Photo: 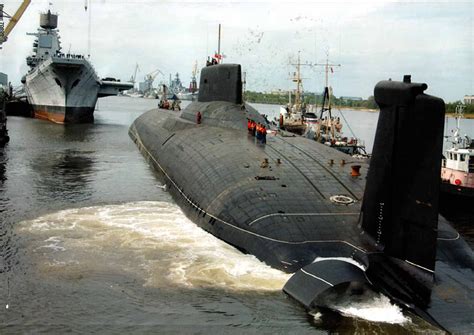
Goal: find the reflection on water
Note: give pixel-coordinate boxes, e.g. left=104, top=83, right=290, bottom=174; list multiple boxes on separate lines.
left=30, top=150, right=96, bottom=202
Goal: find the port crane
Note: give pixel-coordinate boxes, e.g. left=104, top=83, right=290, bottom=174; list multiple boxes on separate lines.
left=130, top=63, right=140, bottom=85
left=0, top=0, right=31, bottom=46
left=189, top=61, right=199, bottom=93
left=142, top=68, right=163, bottom=95
left=144, top=69, right=163, bottom=85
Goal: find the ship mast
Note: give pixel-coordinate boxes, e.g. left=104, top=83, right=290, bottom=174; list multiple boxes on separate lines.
left=217, top=24, right=221, bottom=63
left=313, top=56, right=341, bottom=119
left=452, top=104, right=466, bottom=148
left=289, top=51, right=306, bottom=109
left=86, top=0, right=91, bottom=59
left=295, top=51, right=302, bottom=106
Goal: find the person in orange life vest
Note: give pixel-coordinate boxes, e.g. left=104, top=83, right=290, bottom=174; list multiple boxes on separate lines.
left=261, top=124, right=267, bottom=144
left=256, top=123, right=263, bottom=142
left=247, top=119, right=252, bottom=133
left=251, top=120, right=256, bottom=136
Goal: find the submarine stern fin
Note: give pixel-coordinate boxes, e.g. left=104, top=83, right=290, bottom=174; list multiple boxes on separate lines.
left=283, top=259, right=370, bottom=309
left=361, top=76, right=445, bottom=273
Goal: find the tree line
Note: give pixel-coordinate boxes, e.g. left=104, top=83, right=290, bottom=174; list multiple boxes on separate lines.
left=244, top=91, right=473, bottom=114
left=245, top=91, right=378, bottom=110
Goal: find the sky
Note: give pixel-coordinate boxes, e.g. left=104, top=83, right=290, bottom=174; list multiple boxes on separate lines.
left=0, top=0, right=472, bottom=102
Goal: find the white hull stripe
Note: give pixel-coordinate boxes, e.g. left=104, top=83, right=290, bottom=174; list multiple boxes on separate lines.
left=405, top=260, right=435, bottom=273
left=301, top=269, right=334, bottom=287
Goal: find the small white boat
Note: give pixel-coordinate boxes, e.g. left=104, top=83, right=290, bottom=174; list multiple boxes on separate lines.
left=441, top=105, right=474, bottom=198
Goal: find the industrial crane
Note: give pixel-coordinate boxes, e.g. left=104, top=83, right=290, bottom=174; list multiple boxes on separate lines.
left=144, top=69, right=163, bottom=86
left=142, top=68, right=163, bottom=95
left=0, top=0, right=31, bottom=45
left=130, top=63, right=140, bottom=85
left=189, top=61, right=199, bottom=93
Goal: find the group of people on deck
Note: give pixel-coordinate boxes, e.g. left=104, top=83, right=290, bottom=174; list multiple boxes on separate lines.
left=247, top=119, right=267, bottom=144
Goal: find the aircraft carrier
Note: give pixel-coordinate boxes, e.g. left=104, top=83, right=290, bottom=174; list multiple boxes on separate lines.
left=129, top=63, right=474, bottom=333
left=23, top=10, right=132, bottom=124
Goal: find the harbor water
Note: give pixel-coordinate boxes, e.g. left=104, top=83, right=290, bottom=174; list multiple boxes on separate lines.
left=0, top=96, right=471, bottom=333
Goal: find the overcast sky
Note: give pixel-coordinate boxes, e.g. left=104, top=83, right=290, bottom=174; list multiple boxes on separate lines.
left=1, top=0, right=472, bottom=101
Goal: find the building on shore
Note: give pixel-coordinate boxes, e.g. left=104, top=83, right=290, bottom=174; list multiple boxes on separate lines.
left=464, top=95, right=474, bottom=105
left=340, top=96, right=363, bottom=101
left=0, top=73, right=8, bottom=87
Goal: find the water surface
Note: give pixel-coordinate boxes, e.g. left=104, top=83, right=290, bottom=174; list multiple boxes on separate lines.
left=0, top=96, right=467, bottom=333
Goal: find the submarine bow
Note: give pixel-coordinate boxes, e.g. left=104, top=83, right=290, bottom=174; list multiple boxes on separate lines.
left=129, top=64, right=474, bottom=333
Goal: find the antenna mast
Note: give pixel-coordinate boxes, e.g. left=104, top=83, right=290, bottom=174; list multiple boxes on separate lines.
left=289, top=51, right=310, bottom=108
left=86, top=0, right=91, bottom=58
left=217, top=24, right=221, bottom=58
left=313, top=56, right=341, bottom=119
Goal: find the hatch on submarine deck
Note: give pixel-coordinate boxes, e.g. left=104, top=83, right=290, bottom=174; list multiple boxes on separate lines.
left=129, top=63, right=474, bottom=333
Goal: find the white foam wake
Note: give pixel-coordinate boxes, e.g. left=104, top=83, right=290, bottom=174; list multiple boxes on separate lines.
left=334, top=294, right=409, bottom=324
left=18, top=201, right=290, bottom=291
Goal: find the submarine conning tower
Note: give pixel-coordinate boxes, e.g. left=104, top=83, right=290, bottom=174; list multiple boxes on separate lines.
left=198, top=64, right=242, bottom=104
left=180, top=64, right=265, bottom=130
left=361, top=75, right=445, bottom=273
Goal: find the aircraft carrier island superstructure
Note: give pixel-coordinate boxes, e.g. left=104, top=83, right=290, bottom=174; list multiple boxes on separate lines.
left=23, top=10, right=132, bottom=124
left=129, top=64, right=474, bottom=333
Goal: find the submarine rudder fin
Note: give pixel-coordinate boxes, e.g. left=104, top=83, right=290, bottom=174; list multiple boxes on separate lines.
left=283, top=76, right=447, bottom=325
left=361, top=75, right=445, bottom=274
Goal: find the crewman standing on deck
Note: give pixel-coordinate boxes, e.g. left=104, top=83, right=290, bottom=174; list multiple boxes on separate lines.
left=255, top=123, right=260, bottom=141
left=261, top=124, right=267, bottom=144
left=251, top=120, right=256, bottom=136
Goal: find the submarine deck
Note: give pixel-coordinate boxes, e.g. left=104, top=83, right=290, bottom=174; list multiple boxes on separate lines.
left=130, top=106, right=375, bottom=271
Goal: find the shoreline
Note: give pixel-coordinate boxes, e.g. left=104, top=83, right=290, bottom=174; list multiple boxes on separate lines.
left=445, top=113, right=474, bottom=119
left=248, top=101, right=474, bottom=119
left=339, top=108, right=474, bottom=119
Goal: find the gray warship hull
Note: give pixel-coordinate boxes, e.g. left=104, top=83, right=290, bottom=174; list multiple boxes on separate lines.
left=24, top=57, right=100, bottom=124
left=129, top=64, right=474, bottom=333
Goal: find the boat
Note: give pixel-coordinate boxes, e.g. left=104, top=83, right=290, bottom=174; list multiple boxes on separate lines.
left=129, top=63, right=473, bottom=333
left=305, top=59, right=367, bottom=156
left=168, top=73, right=186, bottom=96
left=278, top=52, right=306, bottom=135
left=23, top=10, right=132, bottom=124
left=177, top=62, right=199, bottom=101
left=441, top=104, right=474, bottom=199
left=0, top=88, right=9, bottom=146
left=279, top=54, right=367, bottom=156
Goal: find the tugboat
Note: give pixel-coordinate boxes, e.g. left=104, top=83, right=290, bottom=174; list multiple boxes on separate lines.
left=440, top=104, right=474, bottom=200
left=279, top=52, right=306, bottom=135
left=306, top=58, right=367, bottom=156
left=177, top=62, right=199, bottom=101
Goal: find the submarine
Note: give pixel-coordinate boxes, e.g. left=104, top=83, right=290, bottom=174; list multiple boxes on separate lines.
left=129, top=63, right=474, bottom=332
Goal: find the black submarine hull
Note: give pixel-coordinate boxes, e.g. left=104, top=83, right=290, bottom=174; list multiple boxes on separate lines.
left=130, top=64, right=474, bottom=333
left=129, top=103, right=370, bottom=273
